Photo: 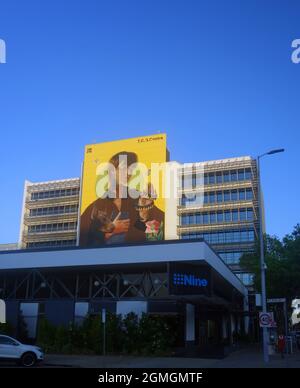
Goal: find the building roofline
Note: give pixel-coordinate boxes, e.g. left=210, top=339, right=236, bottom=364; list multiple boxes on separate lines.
left=194, top=156, right=253, bottom=166
left=85, top=133, right=167, bottom=148
left=25, top=177, right=80, bottom=187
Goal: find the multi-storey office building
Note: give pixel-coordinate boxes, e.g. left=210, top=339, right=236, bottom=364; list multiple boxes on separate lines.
left=15, top=157, right=260, bottom=287
left=19, top=178, right=80, bottom=249
left=178, top=157, right=260, bottom=287
left=0, top=135, right=261, bottom=350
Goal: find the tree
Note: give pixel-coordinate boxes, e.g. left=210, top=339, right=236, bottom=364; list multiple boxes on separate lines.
left=240, top=224, right=300, bottom=303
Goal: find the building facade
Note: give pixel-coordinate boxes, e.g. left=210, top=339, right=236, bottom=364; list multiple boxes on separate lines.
left=178, top=157, right=260, bottom=287
left=18, top=178, right=80, bottom=249
left=14, top=156, right=261, bottom=287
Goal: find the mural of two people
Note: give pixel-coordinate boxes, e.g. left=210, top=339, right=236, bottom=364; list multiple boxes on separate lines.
left=80, top=151, right=164, bottom=247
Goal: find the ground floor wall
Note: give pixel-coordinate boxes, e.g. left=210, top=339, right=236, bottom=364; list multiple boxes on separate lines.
left=3, top=298, right=245, bottom=356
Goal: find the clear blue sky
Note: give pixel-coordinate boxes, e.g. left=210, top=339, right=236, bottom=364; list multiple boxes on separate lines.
left=0, top=0, right=299, bottom=244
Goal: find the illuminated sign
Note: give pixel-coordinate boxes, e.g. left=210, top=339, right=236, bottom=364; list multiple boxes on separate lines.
left=172, top=273, right=208, bottom=288
left=169, top=263, right=211, bottom=296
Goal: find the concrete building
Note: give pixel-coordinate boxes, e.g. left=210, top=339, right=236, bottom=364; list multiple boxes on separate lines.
left=178, top=157, right=260, bottom=287
left=0, top=134, right=263, bottom=353
left=18, top=178, right=80, bottom=249
left=13, top=157, right=261, bottom=288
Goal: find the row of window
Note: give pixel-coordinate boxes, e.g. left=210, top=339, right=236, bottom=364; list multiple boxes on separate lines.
left=181, top=188, right=253, bottom=206
left=29, top=204, right=79, bottom=217
left=26, top=239, right=77, bottom=248
left=180, top=208, right=254, bottom=226
left=28, top=222, right=77, bottom=234
left=181, top=229, right=255, bottom=244
left=31, top=187, right=79, bottom=200
left=219, top=251, right=248, bottom=265
left=181, top=168, right=252, bottom=189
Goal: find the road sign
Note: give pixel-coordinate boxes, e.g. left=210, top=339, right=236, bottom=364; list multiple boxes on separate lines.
left=259, top=312, right=275, bottom=328
left=267, top=298, right=286, bottom=304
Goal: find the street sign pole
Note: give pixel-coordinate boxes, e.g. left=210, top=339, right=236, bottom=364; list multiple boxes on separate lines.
left=257, top=156, right=269, bottom=364
left=102, top=308, right=106, bottom=356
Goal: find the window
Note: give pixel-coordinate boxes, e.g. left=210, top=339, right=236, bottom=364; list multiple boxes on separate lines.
left=203, top=213, right=209, bottom=224
left=181, top=215, right=187, bottom=225
left=231, top=190, right=238, bottom=201
left=20, top=303, right=39, bottom=338
left=247, top=208, right=254, bottom=220
left=238, top=169, right=245, bottom=181
left=192, top=174, right=197, bottom=188
left=210, top=213, right=216, bottom=224
left=217, top=211, right=224, bottom=223
left=27, top=240, right=77, bottom=249
left=74, top=303, right=89, bottom=326
left=180, top=229, right=255, bottom=244
left=245, top=168, right=252, bottom=180
left=218, top=232, right=225, bottom=244
left=237, top=273, right=254, bottom=286
left=196, top=213, right=202, bottom=224
left=204, top=193, right=209, bottom=204
left=240, top=208, right=247, bottom=221
left=224, top=191, right=230, bottom=202
left=219, top=252, right=243, bottom=265
left=246, top=189, right=253, bottom=200
left=232, top=210, right=239, bottom=222
left=231, top=170, right=237, bottom=182
left=30, top=187, right=79, bottom=201
left=225, top=211, right=231, bottom=222
left=209, top=192, right=215, bottom=203
left=0, top=336, right=18, bottom=345
left=28, top=222, right=77, bottom=234
left=239, top=189, right=246, bottom=200
left=204, top=174, right=209, bottom=184
left=209, top=173, right=215, bottom=184
left=249, top=230, right=255, bottom=241
left=216, top=172, right=222, bottom=183
left=223, top=171, right=230, bottom=182
left=189, top=214, right=195, bottom=225
left=240, top=231, right=247, bottom=241
left=217, top=191, right=223, bottom=203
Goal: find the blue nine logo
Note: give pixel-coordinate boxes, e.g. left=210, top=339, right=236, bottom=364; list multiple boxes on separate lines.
left=173, top=273, right=208, bottom=287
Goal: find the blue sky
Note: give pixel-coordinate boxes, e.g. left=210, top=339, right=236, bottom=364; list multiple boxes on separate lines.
left=0, top=0, right=299, bottom=243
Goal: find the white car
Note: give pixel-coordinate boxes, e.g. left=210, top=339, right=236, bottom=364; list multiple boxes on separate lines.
left=0, top=335, right=44, bottom=367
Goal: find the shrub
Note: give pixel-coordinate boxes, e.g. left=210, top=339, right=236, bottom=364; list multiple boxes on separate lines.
left=36, top=312, right=177, bottom=356
left=0, top=321, right=14, bottom=336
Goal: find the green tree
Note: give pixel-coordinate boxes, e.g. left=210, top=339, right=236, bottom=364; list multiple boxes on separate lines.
left=240, top=224, right=300, bottom=302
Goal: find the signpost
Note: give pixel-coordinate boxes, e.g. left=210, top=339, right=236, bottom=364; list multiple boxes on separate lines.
left=267, top=298, right=286, bottom=304
left=259, top=312, right=275, bottom=328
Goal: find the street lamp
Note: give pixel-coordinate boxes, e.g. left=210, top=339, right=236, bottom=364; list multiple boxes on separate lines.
left=257, top=148, right=284, bottom=364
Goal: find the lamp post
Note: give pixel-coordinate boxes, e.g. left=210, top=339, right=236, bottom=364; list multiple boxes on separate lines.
left=257, top=148, right=284, bottom=364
